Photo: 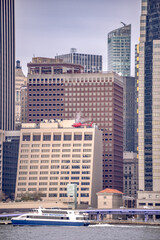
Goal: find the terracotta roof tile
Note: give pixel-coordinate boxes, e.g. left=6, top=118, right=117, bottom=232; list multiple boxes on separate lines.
left=98, top=188, right=123, bottom=194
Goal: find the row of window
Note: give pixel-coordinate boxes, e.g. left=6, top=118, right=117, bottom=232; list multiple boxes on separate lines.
left=23, top=133, right=93, bottom=141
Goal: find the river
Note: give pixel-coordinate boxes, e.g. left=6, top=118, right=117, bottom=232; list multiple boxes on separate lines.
left=0, top=224, right=160, bottom=240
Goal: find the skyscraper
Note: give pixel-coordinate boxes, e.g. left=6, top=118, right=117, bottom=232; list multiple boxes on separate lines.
left=108, top=24, right=131, bottom=77
left=137, top=0, right=160, bottom=208
left=55, top=48, right=102, bottom=73
left=0, top=0, right=15, bottom=130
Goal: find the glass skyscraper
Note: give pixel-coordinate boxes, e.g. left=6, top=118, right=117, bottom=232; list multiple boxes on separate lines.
left=108, top=24, right=131, bottom=77
left=137, top=0, right=160, bottom=208
left=0, top=0, right=15, bottom=130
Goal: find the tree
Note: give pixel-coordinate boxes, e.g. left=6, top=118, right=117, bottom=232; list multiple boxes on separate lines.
left=20, top=191, right=43, bottom=201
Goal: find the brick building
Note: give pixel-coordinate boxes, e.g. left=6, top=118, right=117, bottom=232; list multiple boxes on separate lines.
left=27, top=58, right=123, bottom=191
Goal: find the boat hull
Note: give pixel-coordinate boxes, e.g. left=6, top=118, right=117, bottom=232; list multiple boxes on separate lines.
left=11, top=219, right=89, bottom=226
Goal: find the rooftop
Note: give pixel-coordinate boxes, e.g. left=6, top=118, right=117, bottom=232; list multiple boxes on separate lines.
left=97, top=188, right=123, bottom=194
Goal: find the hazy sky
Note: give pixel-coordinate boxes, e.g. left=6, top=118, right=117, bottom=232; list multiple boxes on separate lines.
left=15, top=0, right=141, bottom=76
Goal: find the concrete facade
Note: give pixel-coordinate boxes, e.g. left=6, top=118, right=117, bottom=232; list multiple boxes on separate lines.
left=15, top=61, right=27, bottom=129
left=15, top=120, right=102, bottom=208
left=97, top=188, right=123, bottom=209
left=123, top=152, right=138, bottom=199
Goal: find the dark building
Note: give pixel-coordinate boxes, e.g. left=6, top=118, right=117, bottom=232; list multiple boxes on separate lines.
left=2, top=131, right=20, bottom=200
left=27, top=57, right=124, bottom=192
left=123, top=77, right=136, bottom=152
left=108, top=24, right=131, bottom=76
left=0, top=0, right=15, bottom=130
left=55, top=48, right=102, bottom=73
left=137, top=0, right=160, bottom=207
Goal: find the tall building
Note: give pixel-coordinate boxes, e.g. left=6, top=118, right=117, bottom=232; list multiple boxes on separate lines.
left=27, top=57, right=124, bottom=192
left=0, top=0, right=15, bottom=130
left=2, top=131, right=20, bottom=200
left=21, top=86, right=28, bottom=124
left=123, top=77, right=136, bottom=152
left=123, top=152, right=138, bottom=199
left=0, top=130, right=5, bottom=193
left=137, top=0, right=160, bottom=208
left=15, top=60, right=27, bottom=129
left=15, top=120, right=102, bottom=208
left=55, top=48, right=102, bottom=73
left=108, top=24, right=131, bottom=76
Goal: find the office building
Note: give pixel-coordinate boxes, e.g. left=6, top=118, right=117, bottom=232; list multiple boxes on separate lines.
left=123, top=152, right=138, bottom=199
left=15, top=120, right=102, bottom=207
left=135, top=44, right=139, bottom=153
left=55, top=48, right=102, bottom=73
left=0, top=130, right=5, bottom=193
left=2, top=131, right=20, bottom=200
left=21, top=86, right=28, bottom=124
left=123, top=77, right=136, bottom=152
left=137, top=0, right=160, bottom=208
left=15, top=60, right=27, bottom=129
left=108, top=24, right=131, bottom=76
left=0, top=0, right=15, bottom=130
left=27, top=57, right=124, bottom=192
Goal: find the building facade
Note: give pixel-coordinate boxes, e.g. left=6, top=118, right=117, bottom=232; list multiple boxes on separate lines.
left=55, top=48, right=102, bottom=73
left=0, top=130, right=5, bottom=193
left=27, top=58, right=124, bottom=192
left=138, top=0, right=160, bottom=207
left=21, top=86, right=28, bottom=124
left=123, top=77, right=136, bottom=152
left=2, top=131, right=20, bottom=200
left=15, top=120, right=102, bottom=207
left=0, top=0, right=15, bottom=130
left=108, top=24, right=131, bottom=76
left=15, top=60, right=27, bottom=129
left=123, top=152, right=138, bottom=199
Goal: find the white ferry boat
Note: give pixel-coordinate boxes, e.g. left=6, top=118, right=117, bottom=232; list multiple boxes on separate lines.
left=11, top=207, right=90, bottom=226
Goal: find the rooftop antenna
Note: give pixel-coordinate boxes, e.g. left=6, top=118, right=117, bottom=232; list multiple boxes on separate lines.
left=121, top=22, right=126, bottom=26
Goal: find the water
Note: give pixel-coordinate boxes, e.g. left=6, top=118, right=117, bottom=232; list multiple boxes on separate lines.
left=0, top=224, right=160, bottom=240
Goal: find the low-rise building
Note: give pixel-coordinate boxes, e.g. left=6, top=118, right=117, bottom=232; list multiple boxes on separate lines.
left=97, top=188, right=123, bottom=209
left=15, top=120, right=102, bottom=208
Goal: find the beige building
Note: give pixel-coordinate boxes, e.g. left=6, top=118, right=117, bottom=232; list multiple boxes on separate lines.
left=138, top=0, right=160, bottom=206
left=137, top=191, right=160, bottom=209
left=123, top=152, right=138, bottom=199
left=97, top=188, right=123, bottom=209
left=15, top=120, right=102, bottom=208
left=15, top=61, right=27, bottom=129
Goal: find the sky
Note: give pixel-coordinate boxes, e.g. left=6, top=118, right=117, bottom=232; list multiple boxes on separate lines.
left=15, top=0, right=141, bottom=76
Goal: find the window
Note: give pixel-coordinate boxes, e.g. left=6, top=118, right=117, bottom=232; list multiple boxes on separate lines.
left=64, top=134, right=72, bottom=141
left=74, top=134, right=82, bottom=141
left=33, top=134, right=41, bottom=141
left=53, top=134, right=61, bottom=141
left=43, top=134, right=51, bottom=141
left=23, top=134, right=30, bottom=141
left=84, top=134, right=92, bottom=140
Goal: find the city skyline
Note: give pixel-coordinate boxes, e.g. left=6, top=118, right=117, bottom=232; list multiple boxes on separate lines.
left=15, top=0, right=141, bottom=76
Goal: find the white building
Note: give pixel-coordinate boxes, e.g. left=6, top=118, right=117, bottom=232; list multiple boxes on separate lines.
left=15, top=120, right=102, bottom=208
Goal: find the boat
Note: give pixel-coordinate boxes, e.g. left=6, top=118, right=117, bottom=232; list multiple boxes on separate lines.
left=11, top=207, right=90, bottom=226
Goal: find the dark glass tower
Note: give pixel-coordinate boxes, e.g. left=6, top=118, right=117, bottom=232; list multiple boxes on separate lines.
left=138, top=0, right=160, bottom=192
left=0, top=0, right=15, bottom=130
left=108, top=24, right=131, bottom=77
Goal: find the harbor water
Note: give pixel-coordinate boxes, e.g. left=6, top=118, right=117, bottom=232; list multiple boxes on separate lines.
left=0, top=224, right=160, bottom=240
